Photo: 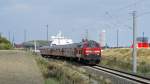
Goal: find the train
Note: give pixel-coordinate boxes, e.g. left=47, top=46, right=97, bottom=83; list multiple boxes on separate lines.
left=39, top=40, right=101, bottom=65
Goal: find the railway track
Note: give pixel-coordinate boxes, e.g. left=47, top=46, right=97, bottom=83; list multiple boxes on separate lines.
left=87, top=65, right=150, bottom=84
left=42, top=54, right=150, bottom=83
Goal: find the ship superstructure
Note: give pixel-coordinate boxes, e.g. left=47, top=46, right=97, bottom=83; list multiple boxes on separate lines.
left=50, top=31, right=73, bottom=46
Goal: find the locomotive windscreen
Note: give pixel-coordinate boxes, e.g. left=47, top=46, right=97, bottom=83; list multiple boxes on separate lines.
left=84, top=40, right=100, bottom=48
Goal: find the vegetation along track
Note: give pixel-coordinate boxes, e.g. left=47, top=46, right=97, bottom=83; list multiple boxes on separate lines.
left=41, top=54, right=150, bottom=83
left=88, top=65, right=150, bottom=84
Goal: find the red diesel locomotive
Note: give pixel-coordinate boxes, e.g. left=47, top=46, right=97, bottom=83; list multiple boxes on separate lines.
left=40, top=40, right=101, bottom=64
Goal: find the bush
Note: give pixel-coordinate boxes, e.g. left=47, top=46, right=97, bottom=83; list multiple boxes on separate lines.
left=35, top=56, right=49, bottom=78
left=138, top=61, right=150, bottom=73
left=0, top=36, right=12, bottom=50
left=0, top=43, right=12, bottom=49
left=47, top=62, right=88, bottom=84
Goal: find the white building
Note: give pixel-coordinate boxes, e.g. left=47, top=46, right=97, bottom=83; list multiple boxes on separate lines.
left=100, top=30, right=106, bottom=47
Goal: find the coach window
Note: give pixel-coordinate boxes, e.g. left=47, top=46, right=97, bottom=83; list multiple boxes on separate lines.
left=62, top=48, right=64, bottom=52
left=79, top=50, right=81, bottom=54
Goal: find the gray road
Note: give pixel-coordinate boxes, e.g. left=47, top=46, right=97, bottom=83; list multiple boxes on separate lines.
left=0, top=50, right=44, bottom=84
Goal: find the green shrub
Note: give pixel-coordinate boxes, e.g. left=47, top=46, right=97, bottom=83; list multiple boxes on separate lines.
left=138, top=61, right=150, bottom=73
left=0, top=43, right=12, bottom=49
left=0, top=36, right=12, bottom=50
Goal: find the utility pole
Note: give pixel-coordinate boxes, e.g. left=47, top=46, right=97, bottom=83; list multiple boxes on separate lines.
left=117, top=29, right=119, bottom=48
left=46, top=24, right=48, bottom=41
left=142, top=32, right=144, bottom=42
left=12, top=33, right=15, bottom=48
left=24, top=29, right=27, bottom=42
left=0, top=32, right=1, bottom=38
left=132, top=11, right=137, bottom=73
left=8, top=31, right=10, bottom=41
left=85, top=29, right=88, bottom=40
left=34, top=40, right=37, bottom=52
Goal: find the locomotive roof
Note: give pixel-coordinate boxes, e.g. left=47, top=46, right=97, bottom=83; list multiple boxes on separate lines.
left=50, top=43, right=81, bottom=49
left=39, top=46, right=50, bottom=49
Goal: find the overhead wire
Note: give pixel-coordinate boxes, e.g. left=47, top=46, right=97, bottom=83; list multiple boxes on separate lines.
left=105, top=11, right=132, bottom=30
left=111, top=0, right=144, bottom=13
left=103, top=0, right=149, bottom=30
left=137, top=11, right=150, bottom=17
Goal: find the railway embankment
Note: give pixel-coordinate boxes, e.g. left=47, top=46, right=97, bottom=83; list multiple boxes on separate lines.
left=0, top=50, right=44, bottom=84
left=101, top=48, right=150, bottom=77
left=34, top=52, right=112, bottom=84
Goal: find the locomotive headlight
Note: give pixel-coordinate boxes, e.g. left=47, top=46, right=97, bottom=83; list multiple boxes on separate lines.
left=95, top=50, right=100, bottom=53
left=85, top=50, right=92, bottom=53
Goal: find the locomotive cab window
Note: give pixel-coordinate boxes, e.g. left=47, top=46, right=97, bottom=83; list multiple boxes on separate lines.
left=83, top=41, right=100, bottom=48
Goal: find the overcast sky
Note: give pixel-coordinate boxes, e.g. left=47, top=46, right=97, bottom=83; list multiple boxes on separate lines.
left=0, top=0, right=150, bottom=47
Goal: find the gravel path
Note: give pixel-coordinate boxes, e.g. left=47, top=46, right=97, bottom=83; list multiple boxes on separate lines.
left=0, top=50, right=44, bottom=84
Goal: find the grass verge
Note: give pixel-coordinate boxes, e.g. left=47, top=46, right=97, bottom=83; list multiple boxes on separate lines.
left=101, top=48, right=150, bottom=77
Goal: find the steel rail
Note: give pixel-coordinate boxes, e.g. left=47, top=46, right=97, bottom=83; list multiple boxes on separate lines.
left=90, top=65, right=150, bottom=84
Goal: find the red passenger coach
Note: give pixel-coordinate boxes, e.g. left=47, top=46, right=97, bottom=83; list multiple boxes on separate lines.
left=40, top=40, right=101, bottom=65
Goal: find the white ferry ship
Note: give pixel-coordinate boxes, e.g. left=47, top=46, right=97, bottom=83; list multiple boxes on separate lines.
left=50, top=31, right=73, bottom=46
